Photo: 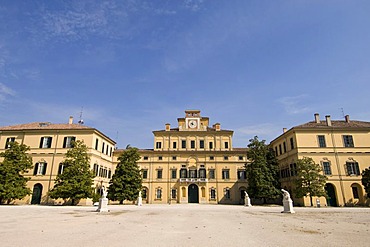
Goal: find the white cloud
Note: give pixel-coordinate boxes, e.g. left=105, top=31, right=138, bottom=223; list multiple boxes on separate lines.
left=278, top=94, right=311, bottom=114
left=0, top=83, right=15, bottom=102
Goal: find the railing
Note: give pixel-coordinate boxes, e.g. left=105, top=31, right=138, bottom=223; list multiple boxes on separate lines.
left=179, top=178, right=208, bottom=183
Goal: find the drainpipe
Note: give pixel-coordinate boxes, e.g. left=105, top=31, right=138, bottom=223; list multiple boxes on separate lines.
left=47, top=130, right=59, bottom=204
left=330, top=128, right=346, bottom=206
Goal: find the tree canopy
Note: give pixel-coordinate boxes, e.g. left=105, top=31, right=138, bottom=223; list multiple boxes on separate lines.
left=49, top=140, right=94, bottom=205
left=245, top=136, right=280, bottom=203
left=0, top=142, right=33, bottom=204
left=107, top=146, right=142, bottom=204
left=294, top=157, right=327, bottom=206
left=361, top=167, right=370, bottom=198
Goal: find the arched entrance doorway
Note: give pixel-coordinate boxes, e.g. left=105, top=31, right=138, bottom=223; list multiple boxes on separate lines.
left=325, top=183, right=337, bottom=207
left=188, top=184, right=199, bottom=203
left=31, top=184, right=43, bottom=205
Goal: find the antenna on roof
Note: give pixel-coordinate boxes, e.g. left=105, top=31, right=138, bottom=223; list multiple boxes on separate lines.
left=340, top=108, right=345, bottom=119
left=78, top=107, right=84, bottom=125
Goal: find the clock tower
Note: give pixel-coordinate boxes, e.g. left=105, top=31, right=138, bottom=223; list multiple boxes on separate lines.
left=185, top=110, right=201, bottom=130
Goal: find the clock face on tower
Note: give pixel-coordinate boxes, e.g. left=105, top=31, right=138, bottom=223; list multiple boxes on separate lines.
left=188, top=119, right=198, bottom=129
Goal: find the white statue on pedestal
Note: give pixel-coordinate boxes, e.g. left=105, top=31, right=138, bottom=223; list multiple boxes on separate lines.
left=244, top=191, right=252, bottom=207
left=97, top=187, right=109, bottom=213
left=137, top=191, right=143, bottom=206
left=281, top=189, right=295, bottom=213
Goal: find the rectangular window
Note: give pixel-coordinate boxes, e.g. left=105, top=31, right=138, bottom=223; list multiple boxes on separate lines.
left=173, top=142, right=177, bottom=149
left=95, top=139, right=99, bottom=150
left=290, top=138, right=294, bottom=149
left=110, top=147, right=113, bottom=157
left=156, top=188, right=162, bottom=199
left=343, top=135, right=354, bottom=147
left=142, top=170, right=148, bottom=179
left=180, top=168, right=187, bottom=178
left=209, top=169, right=215, bottom=179
left=279, top=144, right=282, bottom=155
left=189, top=170, right=197, bottom=178
left=346, top=162, right=360, bottom=175
left=239, top=156, right=244, bottom=161
left=143, top=156, right=149, bottom=160
left=5, top=137, right=15, bottom=149
left=222, top=170, right=230, bottom=179
left=171, top=189, right=177, bottom=199
left=181, top=140, right=186, bottom=149
left=275, top=147, right=278, bottom=156
left=283, top=142, right=286, bottom=153
left=156, top=142, right=162, bottom=149
left=199, top=140, right=204, bottom=149
left=322, top=161, right=332, bottom=175
left=237, top=170, right=246, bottom=179
left=210, top=188, right=216, bottom=199
left=40, top=137, right=52, bottom=148
left=224, top=156, right=229, bottom=160
left=224, top=188, right=230, bottom=199
left=102, top=142, right=105, bottom=153
left=209, top=156, right=214, bottom=161
left=209, top=142, right=213, bottom=149
left=318, top=135, right=326, bottom=148
left=224, top=142, right=229, bottom=149
left=352, top=187, right=359, bottom=199
left=191, top=140, right=195, bottom=149
left=199, top=169, right=206, bottom=178
left=58, top=163, right=65, bottom=175
left=171, top=169, right=177, bottom=179
left=63, top=136, right=76, bottom=148
left=158, top=156, right=163, bottom=161
left=34, top=162, right=47, bottom=175
left=108, top=170, right=112, bottom=179
left=172, top=156, right=177, bottom=160
left=157, top=170, right=163, bottom=179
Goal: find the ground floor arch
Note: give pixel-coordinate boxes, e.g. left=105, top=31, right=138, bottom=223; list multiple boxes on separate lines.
left=325, top=183, right=337, bottom=207
left=31, top=183, right=43, bottom=205
left=188, top=184, right=199, bottom=203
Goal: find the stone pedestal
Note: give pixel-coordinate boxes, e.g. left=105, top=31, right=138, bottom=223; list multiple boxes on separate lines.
left=96, top=197, right=109, bottom=212
left=282, top=199, right=295, bottom=213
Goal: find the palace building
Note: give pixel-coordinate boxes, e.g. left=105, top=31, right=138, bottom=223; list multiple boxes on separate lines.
left=0, top=117, right=116, bottom=205
left=270, top=113, right=370, bottom=207
left=114, top=110, right=248, bottom=204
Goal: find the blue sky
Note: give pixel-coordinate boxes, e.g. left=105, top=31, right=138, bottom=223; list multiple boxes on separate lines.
left=1, top=0, right=370, bottom=149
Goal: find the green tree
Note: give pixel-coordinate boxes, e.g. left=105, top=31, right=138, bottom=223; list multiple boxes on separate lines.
left=245, top=136, right=280, bottom=203
left=361, top=167, right=370, bottom=198
left=294, top=157, right=327, bottom=206
left=108, top=145, right=142, bottom=204
left=0, top=142, right=33, bottom=204
left=49, top=140, right=94, bottom=205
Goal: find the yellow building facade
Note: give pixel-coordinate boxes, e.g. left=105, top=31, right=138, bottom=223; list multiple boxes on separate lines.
left=114, top=110, right=248, bottom=204
left=0, top=117, right=116, bottom=205
left=271, top=114, right=369, bottom=207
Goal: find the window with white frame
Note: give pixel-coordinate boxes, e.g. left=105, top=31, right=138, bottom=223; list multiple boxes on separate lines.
left=222, top=169, right=230, bottom=179
left=39, top=137, right=52, bottom=148
left=63, top=136, right=76, bottom=148
left=34, top=162, right=47, bottom=175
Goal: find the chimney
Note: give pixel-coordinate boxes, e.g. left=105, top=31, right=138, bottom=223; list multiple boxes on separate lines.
left=314, top=113, right=320, bottom=123
left=345, top=115, right=350, bottom=123
left=283, top=128, right=287, bottom=133
left=165, top=123, right=170, bottom=131
left=213, top=123, right=221, bottom=131
left=69, top=116, right=73, bottom=125
left=325, top=115, right=331, bottom=126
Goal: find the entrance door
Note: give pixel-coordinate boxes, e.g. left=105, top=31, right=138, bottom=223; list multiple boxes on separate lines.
left=31, top=184, right=43, bottom=204
left=188, top=184, right=199, bottom=203
left=325, top=183, right=337, bottom=207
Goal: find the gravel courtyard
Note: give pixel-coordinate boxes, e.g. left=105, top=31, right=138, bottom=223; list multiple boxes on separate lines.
left=1, top=204, right=369, bottom=247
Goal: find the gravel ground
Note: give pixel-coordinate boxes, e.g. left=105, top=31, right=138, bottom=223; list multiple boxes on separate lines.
left=1, top=204, right=369, bottom=247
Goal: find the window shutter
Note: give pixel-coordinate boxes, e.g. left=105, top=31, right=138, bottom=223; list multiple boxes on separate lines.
left=47, top=137, right=52, bottom=148
left=39, top=138, right=44, bottom=148
left=71, top=137, right=76, bottom=147
left=42, top=163, right=47, bottom=175
left=34, top=163, right=39, bottom=175
left=63, top=137, right=67, bottom=148
left=58, top=164, right=63, bottom=174
left=355, top=162, right=360, bottom=175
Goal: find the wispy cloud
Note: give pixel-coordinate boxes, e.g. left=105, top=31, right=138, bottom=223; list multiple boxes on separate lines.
left=0, top=83, right=15, bottom=102
left=278, top=94, right=311, bottom=114
left=183, top=0, right=205, bottom=12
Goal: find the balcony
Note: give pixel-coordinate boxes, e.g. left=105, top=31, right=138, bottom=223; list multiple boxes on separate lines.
left=179, top=178, right=208, bottom=183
